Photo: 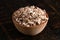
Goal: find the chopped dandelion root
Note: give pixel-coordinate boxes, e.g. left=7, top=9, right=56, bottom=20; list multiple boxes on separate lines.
left=14, top=6, right=48, bottom=27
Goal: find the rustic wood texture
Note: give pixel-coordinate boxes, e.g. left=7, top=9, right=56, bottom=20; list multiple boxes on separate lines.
left=0, top=0, right=60, bottom=40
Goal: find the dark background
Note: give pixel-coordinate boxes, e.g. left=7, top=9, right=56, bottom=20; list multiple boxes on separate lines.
left=0, top=0, right=60, bottom=40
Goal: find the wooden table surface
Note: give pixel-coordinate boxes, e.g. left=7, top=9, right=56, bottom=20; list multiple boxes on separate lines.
left=0, top=0, right=60, bottom=40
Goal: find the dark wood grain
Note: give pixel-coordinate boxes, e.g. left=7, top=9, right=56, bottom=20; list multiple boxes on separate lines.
left=0, top=0, right=60, bottom=40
